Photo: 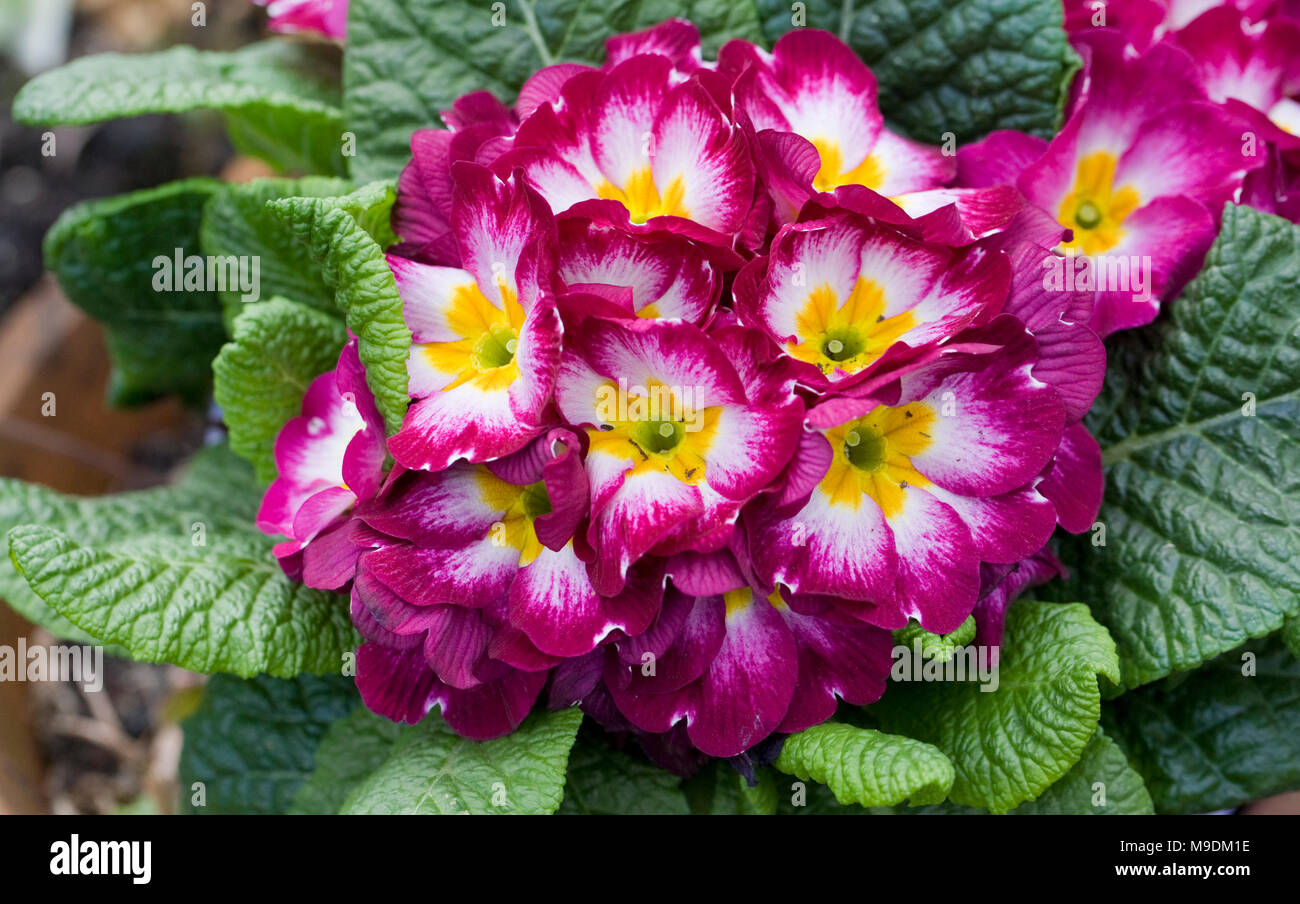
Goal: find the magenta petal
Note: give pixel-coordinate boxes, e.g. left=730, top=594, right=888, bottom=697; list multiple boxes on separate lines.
left=614, top=588, right=724, bottom=696
left=423, top=606, right=493, bottom=689
left=1038, top=422, right=1104, bottom=534
left=301, top=518, right=362, bottom=590
left=433, top=669, right=548, bottom=740
left=356, top=643, right=437, bottom=724
left=776, top=606, right=893, bottom=734
left=956, top=130, right=1048, bottom=188
left=534, top=431, right=590, bottom=551
left=688, top=597, right=796, bottom=758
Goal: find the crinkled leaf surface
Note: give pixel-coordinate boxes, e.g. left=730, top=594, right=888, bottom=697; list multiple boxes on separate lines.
left=200, top=177, right=350, bottom=322
left=1049, top=205, right=1300, bottom=690
left=340, top=708, right=582, bottom=814
left=290, top=705, right=406, bottom=815
left=5, top=447, right=358, bottom=677
left=870, top=601, right=1120, bottom=813
left=180, top=674, right=358, bottom=815
left=1103, top=636, right=1300, bottom=814
left=774, top=720, right=954, bottom=808
left=756, top=0, right=1078, bottom=142
left=43, top=179, right=224, bottom=405
left=557, top=731, right=692, bottom=815
left=270, top=182, right=410, bottom=434
left=213, top=298, right=347, bottom=484
left=343, top=0, right=765, bottom=182
left=14, top=41, right=347, bottom=175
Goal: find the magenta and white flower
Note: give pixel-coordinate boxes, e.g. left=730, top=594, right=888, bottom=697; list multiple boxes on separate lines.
left=733, top=208, right=1010, bottom=391
left=246, top=21, right=1128, bottom=759
left=746, top=319, right=1095, bottom=634
left=256, top=337, right=385, bottom=589
left=965, top=29, right=1263, bottom=335
left=719, top=29, right=954, bottom=229
left=387, top=164, right=563, bottom=472
left=555, top=316, right=803, bottom=597
left=493, top=52, right=755, bottom=248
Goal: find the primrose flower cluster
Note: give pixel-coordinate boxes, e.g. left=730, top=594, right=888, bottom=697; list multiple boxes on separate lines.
left=254, top=11, right=1285, bottom=764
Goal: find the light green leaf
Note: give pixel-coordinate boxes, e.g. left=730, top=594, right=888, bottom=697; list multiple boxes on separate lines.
left=1049, top=204, right=1300, bottom=690
left=0, top=447, right=239, bottom=648
left=4, top=447, right=358, bottom=677
left=340, top=708, right=583, bottom=814
left=270, top=183, right=410, bottom=434
left=43, top=179, right=224, bottom=405
left=200, top=177, right=351, bottom=322
left=1103, top=635, right=1300, bottom=814
left=290, top=706, right=406, bottom=815
left=756, top=0, right=1079, bottom=143
left=343, top=0, right=766, bottom=183
left=1009, top=730, right=1154, bottom=815
left=774, top=720, right=954, bottom=808
left=870, top=601, right=1120, bottom=813
left=557, top=731, right=692, bottom=815
left=213, top=299, right=347, bottom=484
left=895, top=614, right=976, bottom=662
left=14, top=42, right=347, bottom=176
left=180, top=674, right=358, bottom=815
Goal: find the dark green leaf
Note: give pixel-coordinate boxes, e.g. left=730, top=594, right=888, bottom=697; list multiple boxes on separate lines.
left=1050, top=205, right=1300, bottom=690
left=43, top=179, right=223, bottom=405
left=1103, top=636, right=1300, bottom=814
left=179, top=674, right=357, bottom=814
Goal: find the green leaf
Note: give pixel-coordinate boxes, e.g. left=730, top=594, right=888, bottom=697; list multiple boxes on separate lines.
left=4, top=447, right=358, bottom=677
left=870, top=601, right=1120, bottom=813
left=757, top=0, right=1079, bottom=143
left=213, top=299, right=347, bottom=484
left=557, top=731, right=692, bottom=815
left=43, top=179, right=224, bottom=405
left=774, top=720, right=954, bottom=807
left=340, top=708, right=583, bottom=814
left=1009, top=730, right=1154, bottom=815
left=290, top=706, right=406, bottom=815
left=0, top=446, right=244, bottom=649
left=180, top=674, right=358, bottom=814
left=895, top=614, right=976, bottom=662
left=200, top=177, right=351, bottom=322
left=343, top=0, right=765, bottom=183
left=1284, top=616, right=1300, bottom=659
left=1049, top=204, right=1300, bottom=690
left=270, top=183, right=411, bottom=434
left=1103, top=635, right=1300, bottom=814
left=14, top=42, right=347, bottom=176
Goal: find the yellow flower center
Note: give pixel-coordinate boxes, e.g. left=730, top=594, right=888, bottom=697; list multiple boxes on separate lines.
left=721, top=587, right=788, bottom=616
left=596, top=166, right=690, bottom=224
left=818, top=403, right=935, bottom=518
left=419, top=279, right=524, bottom=393
left=475, top=469, right=552, bottom=567
left=786, top=277, right=916, bottom=377
left=587, top=379, right=721, bottom=485
left=811, top=137, right=886, bottom=193
left=1057, top=151, right=1141, bottom=256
